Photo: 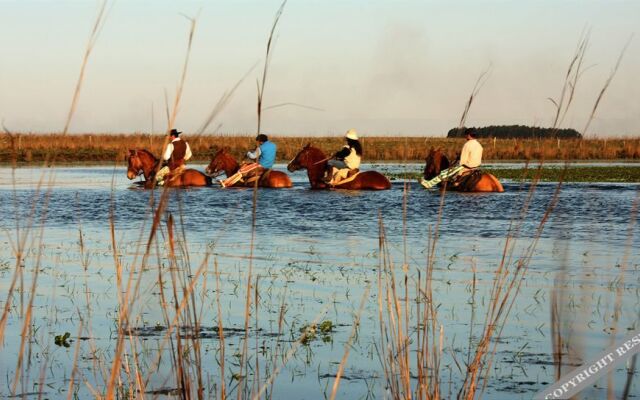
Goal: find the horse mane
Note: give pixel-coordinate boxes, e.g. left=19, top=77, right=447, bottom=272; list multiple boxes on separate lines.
left=424, top=148, right=450, bottom=179
left=137, top=148, right=158, bottom=162
left=304, top=145, right=326, bottom=160
left=439, top=150, right=450, bottom=170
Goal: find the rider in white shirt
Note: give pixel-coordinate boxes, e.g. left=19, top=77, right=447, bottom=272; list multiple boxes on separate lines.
left=420, top=128, right=482, bottom=189
left=156, top=128, right=192, bottom=184
left=325, top=129, right=362, bottom=184
left=458, top=130, right=483, bottom=172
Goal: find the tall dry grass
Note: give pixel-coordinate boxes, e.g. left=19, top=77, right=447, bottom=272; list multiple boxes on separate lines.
left=375, top=167, right=563, bottom=400
left=2, top=134, right=640, bottom=163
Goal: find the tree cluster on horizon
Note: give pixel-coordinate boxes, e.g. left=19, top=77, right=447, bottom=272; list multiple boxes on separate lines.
left=447, top=125, right=583, bottom=139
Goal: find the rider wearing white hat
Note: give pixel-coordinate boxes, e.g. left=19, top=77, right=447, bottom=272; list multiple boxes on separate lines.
left=345, top=128, right=359, bottom=141
left=325, top=129, right=362, bottom=183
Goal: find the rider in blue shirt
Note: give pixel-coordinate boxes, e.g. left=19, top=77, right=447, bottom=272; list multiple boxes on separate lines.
left=248, top=134, right=276, bottom=169
left=220, top=134, right=277, bottom=187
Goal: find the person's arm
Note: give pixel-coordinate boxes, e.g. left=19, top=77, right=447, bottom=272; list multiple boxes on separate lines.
left=184, top=142, right=192, bottom=160
left=334, top=146, right=350, bottom=159
left=247, top=146, right=261, bottom=160
left=163, top=142, right=174, bottom=161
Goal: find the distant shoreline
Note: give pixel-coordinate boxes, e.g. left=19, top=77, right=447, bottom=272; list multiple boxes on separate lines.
left=1, top=134, right=639, bottom=163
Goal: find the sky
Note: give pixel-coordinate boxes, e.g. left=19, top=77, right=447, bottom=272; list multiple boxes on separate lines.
left=0, top=0, right=638, bottom=137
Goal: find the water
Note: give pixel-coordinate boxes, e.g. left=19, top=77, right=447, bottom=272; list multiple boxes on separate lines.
left=0, top=164, right=638, bottom=399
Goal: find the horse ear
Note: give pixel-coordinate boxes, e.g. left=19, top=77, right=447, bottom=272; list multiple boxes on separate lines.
left=304, top=143, right=311, bottom=149
left=129, top=149, right=136, bottom=156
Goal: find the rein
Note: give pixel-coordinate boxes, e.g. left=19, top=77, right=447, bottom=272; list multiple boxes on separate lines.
left=312, top=157, right=330, bottom=166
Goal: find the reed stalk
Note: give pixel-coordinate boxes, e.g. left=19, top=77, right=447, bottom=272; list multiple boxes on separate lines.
left=583, top=36, right=633, bottom=135
left=256, top=0, right=287, bottom=135
left=62, top=0, right=111, bottom=135
left=457, top=65, right=491, bottom=131
left=329, top=285, right=370, bottom=400
left=549, top=30, right=590, bottom=130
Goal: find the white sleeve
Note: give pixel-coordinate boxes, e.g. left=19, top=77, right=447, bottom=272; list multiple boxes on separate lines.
left=247, top=146, right=260, bottom=160
left=163, top=142, right=174, bottom=161
left=185, top=143, right=192, bottom=160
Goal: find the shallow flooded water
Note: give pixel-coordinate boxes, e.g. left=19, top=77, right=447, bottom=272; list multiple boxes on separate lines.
left=0, top=164, right=638, bottom=399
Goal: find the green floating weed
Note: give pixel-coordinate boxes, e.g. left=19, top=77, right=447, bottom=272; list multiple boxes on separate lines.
left=319, top=320, right=333, bottom=333
left=300, top=320, right=335, bottom=345
left=54, top=332, right=71, bottom=347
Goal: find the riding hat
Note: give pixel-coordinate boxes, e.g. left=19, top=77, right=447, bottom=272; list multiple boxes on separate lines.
left=345, top=129, right=358, bottom=141
left=169, top=128, right=182, bottom=137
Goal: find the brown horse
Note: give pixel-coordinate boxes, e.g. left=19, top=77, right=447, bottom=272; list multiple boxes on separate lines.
left=204, top=149, right=292, bottom=188
left=287, top=144, right=391, bottom=190
left=126, top=149, right=211, bottom=188
left=423, top=148, right=504, bottom=192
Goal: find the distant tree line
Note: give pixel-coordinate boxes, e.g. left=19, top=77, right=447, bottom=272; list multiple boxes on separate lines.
left=447, top=125, right=582, bottom=139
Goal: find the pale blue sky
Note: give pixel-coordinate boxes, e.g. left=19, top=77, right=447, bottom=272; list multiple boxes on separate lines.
left=0, top=0, right=638, bottom=136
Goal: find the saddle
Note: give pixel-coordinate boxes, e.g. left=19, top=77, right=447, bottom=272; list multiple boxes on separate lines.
left=243, top=169, right=271, bottom=186
left=162, top=166, right=186, bottom=184
left=451, top=169, right=482, bottom=192
left=330, top=168, right=360, bottom=186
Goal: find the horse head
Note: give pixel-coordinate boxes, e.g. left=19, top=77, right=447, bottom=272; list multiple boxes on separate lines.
left=126, top=149, right=158, bottom=180
left=126, top=149, right=144, bottom=180
left=287, top=144, right=325, bottom=172
left=205, top=148, right=237, bottom=177
left=423, top=148, right=450, bottom=180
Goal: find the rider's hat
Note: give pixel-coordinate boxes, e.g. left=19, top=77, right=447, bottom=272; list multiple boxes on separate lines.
left=169, top=128, right=182, bottom=137
left=345, top=129, right=358, bottom=141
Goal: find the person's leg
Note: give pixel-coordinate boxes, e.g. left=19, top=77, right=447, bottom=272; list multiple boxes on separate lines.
left=221, top=163, right=260, bottom=187
left=336, top=168, right=349, bottom=181
left=420, top=166, right=464, bottom=189
left=325, top=160, right=346, bottom=183
left=244, top=166, right=265, bottom=185
left=155, top=166, right=170, bottom=185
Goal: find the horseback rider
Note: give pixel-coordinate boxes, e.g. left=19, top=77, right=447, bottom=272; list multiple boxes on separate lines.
left=220, top=134, right=276, bottom=187
left=420, top=127, right=482, bottom=189
left=156, top=128, right=193, bottom=185
left=325, top=129, right=362, bottom=184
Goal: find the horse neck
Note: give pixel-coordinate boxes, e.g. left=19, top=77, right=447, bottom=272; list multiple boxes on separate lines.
left=424, top=153, right=444, bottom=179
left=305, top=149, right=327, bottom=188
left=440, top=154, right=450, bottom=171
left=140, top=151, right=159, bottom=179
left=224, top=156, right=240, bottom=176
